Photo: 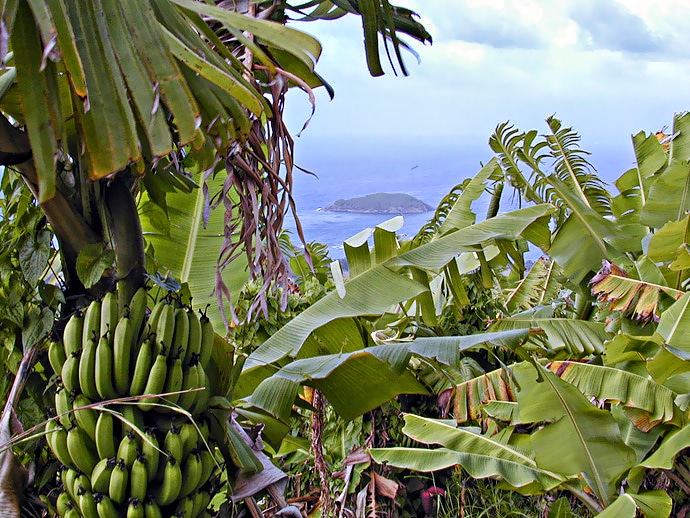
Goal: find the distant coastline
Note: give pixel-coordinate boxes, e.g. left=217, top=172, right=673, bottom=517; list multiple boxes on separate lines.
left=323, top=192, right=433, bottom=214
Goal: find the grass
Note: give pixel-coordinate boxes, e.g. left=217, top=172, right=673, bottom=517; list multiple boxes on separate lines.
left=433, top=469, right=592, bottom=518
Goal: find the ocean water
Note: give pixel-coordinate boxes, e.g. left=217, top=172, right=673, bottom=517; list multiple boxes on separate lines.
left=284, top=138, right=634, bottom=260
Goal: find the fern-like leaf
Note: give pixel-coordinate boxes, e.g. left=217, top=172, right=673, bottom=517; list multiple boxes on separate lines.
left=545, top=116, right=612, bottom=217
left=504, top=258, right=561, bottom=313
left=411, top=180, right=468, bottom=247
left=590, top=260, right=684, bottom=322
left=489, top=121, right=544, bottom=205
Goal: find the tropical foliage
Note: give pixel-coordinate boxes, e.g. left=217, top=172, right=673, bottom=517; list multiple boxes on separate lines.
left=0, top=0, right=432, bottom=515
left=221, top=112, right=690, bottom=517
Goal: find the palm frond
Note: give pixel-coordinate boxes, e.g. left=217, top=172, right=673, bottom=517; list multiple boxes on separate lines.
left=286, top=0, right=432, bottom=76
left=489, top=122, right=545, bottom=205
left=544, top=116, right=612, bottom=217
left=411, top=181, right=469, bottom=247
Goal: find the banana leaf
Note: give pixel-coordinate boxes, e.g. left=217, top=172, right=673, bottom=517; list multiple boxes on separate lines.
left=371, top=414, right=566, bottom=492
left=489, top=317, right=609, bottom=357
left=546, top=361, right=677, bottom=430
left=628, top=423, right=690, bottom=490
left=242, top=204, right=554, bottom=377
left=514, top=362, right=636, bottom=506
left=504, top=257, right=559, bottom=313
left=657, top=292, right=690, bottom=359
left=640, top=159, right=690, bottom=230
left=595, top=491, right=671, bottom=518
left=140, top=174, right=248, bottom=332
left=246, top=344, right=427, bottom=422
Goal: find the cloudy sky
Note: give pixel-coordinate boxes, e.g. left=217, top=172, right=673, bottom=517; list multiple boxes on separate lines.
left=284, top=0, right=690, bottom=173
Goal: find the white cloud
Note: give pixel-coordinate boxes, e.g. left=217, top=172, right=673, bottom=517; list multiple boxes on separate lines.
left=285, top=0, right=690, bottom=154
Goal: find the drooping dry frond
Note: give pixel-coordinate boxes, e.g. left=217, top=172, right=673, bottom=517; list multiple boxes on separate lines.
left=212, top=65, right=312, bottom=324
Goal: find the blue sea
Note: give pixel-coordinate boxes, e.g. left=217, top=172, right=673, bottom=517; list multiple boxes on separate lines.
left=284, top=136, right=635, bottom=260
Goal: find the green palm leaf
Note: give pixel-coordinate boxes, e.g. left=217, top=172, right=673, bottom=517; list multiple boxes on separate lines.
left=288, top=0, right=432, bottom=76
left=242, top=204, right=553, bottom=375
left=3, top=0, right=323, bottom=188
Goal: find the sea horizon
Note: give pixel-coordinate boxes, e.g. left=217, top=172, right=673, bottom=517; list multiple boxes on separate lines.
left=284, top=137, right=636, bottom=260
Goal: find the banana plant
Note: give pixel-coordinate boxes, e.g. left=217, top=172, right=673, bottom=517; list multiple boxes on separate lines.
left=367, top=113, right=690, bottom=517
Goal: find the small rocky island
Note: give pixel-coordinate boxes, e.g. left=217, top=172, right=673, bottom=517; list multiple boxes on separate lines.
left=324, top=192, right=433, bottom=214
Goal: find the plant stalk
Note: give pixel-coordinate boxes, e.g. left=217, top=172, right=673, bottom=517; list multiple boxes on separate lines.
left=562, top=483, right=603, bottom=514
left=103, top=175, right=146, bottom=310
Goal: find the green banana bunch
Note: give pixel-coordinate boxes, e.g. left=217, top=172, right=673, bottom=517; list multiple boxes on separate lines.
left=50, top=286, right=226, bottom=517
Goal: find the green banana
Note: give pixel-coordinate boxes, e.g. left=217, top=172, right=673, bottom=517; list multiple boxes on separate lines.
left=144, top=299, right=166, bottom=347
left=63, top=502, right=80, bottom=518
left=46, top=419, right=73, bottom=468
left=164, top=425, right=183, bottom=462
left=127, top=286, right=149, bottom=353
left=191, top=487, right=212, bottom=517
left=153, top=457, right=182, bottom=506
left=190, top=367, right=210, bottom=416
left=184, top=308, right=201, bottom=366
left=61, top=352, right=81, bottom=393
left=56, top=490, right=73, bottom=517
left=90, top=457, right=116, bottom=494
left=127, top=498, right=145, bottom=518
left=138, top=351, right=167, bottom=411
left=129, top=336, right=154, bottom=396
left=141, top=427, right=161, bottom=483
left=66, top=425, right=99, bottom=475
left=178, top=421, right=199, bottom=459
left=95, top=332, right=118, bottom=400
left=73, top=470, right=92, bottom=496
left=48, top=339, right=67, bottom=376
left=54, top=385, right=73, bottom=430
left=178, top=450, right=202, bottom=498
left=109, top=458, right=129, bottom=505
left=129, top=455, right=148, bottom=501
left=78, top=335, right=99, bottom=400
left=174, top=494, right=194, bottom=517
left=198, top=312, right=214, bottom=368
left=113, top=312, right=134, bottom=395
left=62, top=467, right=78, bottom=502
left=63, top=311, right=84, bottom=357
left=73, top=393, right=98, bottom=442
left=196, top=447, right=216, bottom=493
left=155, top=302, right=175, bottom=356
left=117, top=430, right=139, bottom=468
left=177, top=358, right=200, bottom=412
left=95, top=411, right=117, bottom=459
left=163, top=356, right=183, bottom=406
left=77, top=485, right=98, bottom=518
left=122, top=404, right=145, bottom=435
left=171, top=307, right=189, bottom=360
left=83, top=299, right=102, bottom=349
left=100, top=291, right=119, bottom=343
left=122, top=404, right=145, bottom=438
left=143, top=497, right=163, bottom=518
left=95, top=493, right=119, bottom=518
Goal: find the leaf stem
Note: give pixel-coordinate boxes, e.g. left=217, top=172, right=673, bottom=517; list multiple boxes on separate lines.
left=563, top=483, right=604, bottom=514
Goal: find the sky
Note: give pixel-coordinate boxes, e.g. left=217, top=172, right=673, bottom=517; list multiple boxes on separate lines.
left=283, top=0, right=690, bottom=178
